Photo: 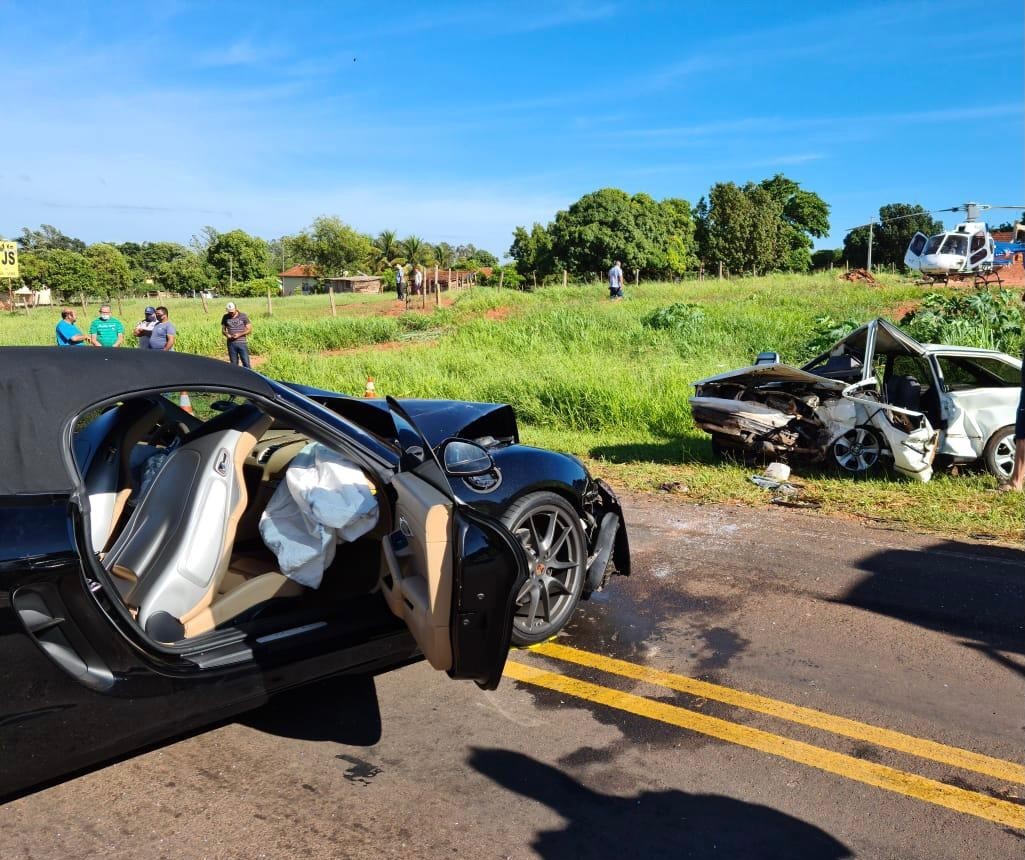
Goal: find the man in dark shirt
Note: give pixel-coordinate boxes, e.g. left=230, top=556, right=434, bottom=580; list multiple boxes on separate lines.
left=221, top=302, right=253, bottom=368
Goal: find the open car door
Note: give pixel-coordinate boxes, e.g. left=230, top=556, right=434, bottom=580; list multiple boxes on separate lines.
left=379, top=397, right=527, bottom=689
left=904, top=232, right=928, bottom=271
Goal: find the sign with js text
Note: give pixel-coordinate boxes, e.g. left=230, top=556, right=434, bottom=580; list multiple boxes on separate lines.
left=0, top=242, right=18, bottom=278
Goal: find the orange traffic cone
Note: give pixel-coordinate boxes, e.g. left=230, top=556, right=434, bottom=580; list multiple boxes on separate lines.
left=363, top=377, right=376, bottom=398
left=179, top=391, right=194, bottom=414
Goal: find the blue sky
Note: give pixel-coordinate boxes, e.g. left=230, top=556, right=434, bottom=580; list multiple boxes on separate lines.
left=2, top=1, right=1022, bottom=258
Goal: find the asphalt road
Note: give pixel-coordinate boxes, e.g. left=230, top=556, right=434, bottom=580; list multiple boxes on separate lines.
left=2, top=494, right=1023, bottom=859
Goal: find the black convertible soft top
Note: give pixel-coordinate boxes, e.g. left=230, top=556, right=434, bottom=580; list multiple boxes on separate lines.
left=0, top=348, right=275, bottom=495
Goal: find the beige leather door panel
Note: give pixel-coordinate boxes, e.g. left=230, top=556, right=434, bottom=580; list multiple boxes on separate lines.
left=380, top=472, right=454, bottom=670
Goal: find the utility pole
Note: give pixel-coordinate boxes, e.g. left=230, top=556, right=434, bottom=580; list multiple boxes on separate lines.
left=866, top=220, right=874, bottom=272
left=229, top=257, right=233, bottom=292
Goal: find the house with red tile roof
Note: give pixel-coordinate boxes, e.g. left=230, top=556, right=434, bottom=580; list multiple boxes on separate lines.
left=279, top=263, right=319, bottom=296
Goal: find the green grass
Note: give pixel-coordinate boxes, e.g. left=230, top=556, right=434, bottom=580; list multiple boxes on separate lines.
left=4, top=275, right=1021, bottom=541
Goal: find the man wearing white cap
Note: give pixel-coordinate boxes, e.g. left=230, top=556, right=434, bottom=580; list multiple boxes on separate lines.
left=221, top=302, right=253, bottom=368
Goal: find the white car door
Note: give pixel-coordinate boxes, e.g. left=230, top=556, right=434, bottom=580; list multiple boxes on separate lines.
left=934, top=352, right=1023, bottom=460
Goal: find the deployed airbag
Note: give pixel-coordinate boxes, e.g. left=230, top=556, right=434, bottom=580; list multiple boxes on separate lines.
left=259, top=443, right=379, bottom=588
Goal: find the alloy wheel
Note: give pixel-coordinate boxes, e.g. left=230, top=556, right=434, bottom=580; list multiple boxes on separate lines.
left=832, top=427, right=882, bottom=473
left=506, top=500, right=586, bottom=643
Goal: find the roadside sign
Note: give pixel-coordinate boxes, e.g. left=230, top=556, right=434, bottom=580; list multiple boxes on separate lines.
left=0, top=242, right=18, bottom=278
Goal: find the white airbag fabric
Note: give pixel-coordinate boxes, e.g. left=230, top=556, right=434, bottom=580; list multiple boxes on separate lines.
left=259, top=443, right=379, bottom=588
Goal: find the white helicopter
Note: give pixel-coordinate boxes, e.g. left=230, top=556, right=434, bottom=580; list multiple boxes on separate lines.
left=903, top=202, right=1025, bottom=285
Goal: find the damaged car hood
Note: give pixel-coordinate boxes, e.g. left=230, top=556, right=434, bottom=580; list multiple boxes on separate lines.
left=693, top=363, right=849, bottom=391
left=283, top=383, right=519, bottom=447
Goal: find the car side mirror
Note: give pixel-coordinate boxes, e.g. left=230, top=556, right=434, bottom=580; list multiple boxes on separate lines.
left=754, top=351, right=780, bottom=366
left=441, top=439, right=495, bottom=476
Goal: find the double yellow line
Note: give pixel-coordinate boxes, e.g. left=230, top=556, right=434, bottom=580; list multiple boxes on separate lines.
left=505, top=642, right=1024, bottom=829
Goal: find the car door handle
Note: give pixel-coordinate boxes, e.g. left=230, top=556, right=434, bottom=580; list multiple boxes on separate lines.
left=13, top=586, right=114, bottom=692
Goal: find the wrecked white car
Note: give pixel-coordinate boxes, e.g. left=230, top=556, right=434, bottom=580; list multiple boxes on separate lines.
left=690, top=318, right=1022, bottom=482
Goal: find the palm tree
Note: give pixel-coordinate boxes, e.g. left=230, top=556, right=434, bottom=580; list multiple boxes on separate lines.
left=400, top=235, right=429, bottom=267
left=374, top=230, right=402, bottom=269
left=434, top=242, right=455, bottom=269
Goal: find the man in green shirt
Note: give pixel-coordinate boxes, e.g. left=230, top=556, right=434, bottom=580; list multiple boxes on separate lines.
left=89, top=304, right=125, bottom=348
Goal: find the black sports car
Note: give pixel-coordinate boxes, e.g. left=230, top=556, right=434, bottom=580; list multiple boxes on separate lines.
left=0, top=348, right=628, bottom=797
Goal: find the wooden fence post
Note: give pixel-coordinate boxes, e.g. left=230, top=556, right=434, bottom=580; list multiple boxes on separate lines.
left=717, top=262, right=723, bottom=280
left=563, top=269, right=567, bottom=288
left=634, top=268, right=639, bottom=285
left=266, top=282, right=273, bottom=316
left=200, top=292, right=208, bottom=314
left=329, top=286, right=337, bottom=317
left=498, top=269, right=504, bottom=289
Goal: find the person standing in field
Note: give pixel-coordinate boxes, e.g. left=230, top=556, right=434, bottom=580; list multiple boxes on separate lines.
left=147, top=306, right=176, bottom=351
left=134, top=306, right=158, bottom=349
left=413, top=265, right=423, bottom=295
left=55, top=308, right=89, bottom=347
left=395, top=263, right=406, bottom=300
left=221, top=301, right=253, bottom=368
left=608, top=260, right=624, bottom=300
left=89, top=304, right=125, bottom=347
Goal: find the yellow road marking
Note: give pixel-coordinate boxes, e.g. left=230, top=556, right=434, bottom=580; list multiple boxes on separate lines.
left=503, top=660, right=1024, bottom=829
left=530, top=641, right=1024, bottom=785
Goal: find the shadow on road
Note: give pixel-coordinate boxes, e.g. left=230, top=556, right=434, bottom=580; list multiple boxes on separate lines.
left=240, top=673, right=382, bottom=745
left=589, top=435, right=712, bottom=466
left=469, top=748, right=851, bottom=859
left=840, top=539, right=1025, bottom=677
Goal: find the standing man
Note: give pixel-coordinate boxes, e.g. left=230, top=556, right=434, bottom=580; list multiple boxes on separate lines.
left=134, top=306, right=158, bottom=349
left=55, top=308, right=89, bottom=346
left=608, top=260, right=624, bottom=300
left=413, top=265, right=423, bottom=295
left=395, top=263, right=405, bottom=300
left=148, top=306, right=176, bottom=352
left=221, top=301, right=253, bottom=368
left=89, top=304, right=125, bottom=347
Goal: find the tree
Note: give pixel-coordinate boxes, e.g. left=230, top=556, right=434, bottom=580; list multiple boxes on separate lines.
left=157, top=254, right=215, bottom=295
left=85, top=244, right=131, bottom=295
left=842, top=203, right=943, bottom=269
left=400, top=235, right=431, bottom=267
left=662, top=197, right=699, bottom=276
left=695, top=183, right=756, bottom=273
left=811, top=248, right=843, bottom=269
left=541, top=188, right=700, bottom=279
left=433, top=242, right=456, bottom=269
left=455, top=245, right=498, bottom=268
left=207, top=229, right=272, bottom=286
left=285, top=217, right=375, bottom=277
left=17, top=224, right=86, bottom=252
left=509, top=224, right=554, bottom=279
left=46, top=250, right=97, bottom=299
left=758, top=174, right=830, bottom=271
left=15, top=252, right=48, bottom=291
left=373, top=230, right=403, bottom=268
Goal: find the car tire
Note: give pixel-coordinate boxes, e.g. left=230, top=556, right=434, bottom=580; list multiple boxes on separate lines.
left=501, top=491, right=587, bottom=646
left=829, top=425, right=884, bottom=476
left=982, top=425, right=1017, bottom=480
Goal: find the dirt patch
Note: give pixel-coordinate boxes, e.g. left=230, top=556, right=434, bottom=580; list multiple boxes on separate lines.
left=887, top=300, right=920, bottom=321
left=840, top=268, right=879, bottom=285
left=484, top=307, right=512, bottom=321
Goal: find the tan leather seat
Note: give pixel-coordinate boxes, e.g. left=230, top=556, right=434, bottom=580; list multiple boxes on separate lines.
left=83, top=399, right=163, bottom=553
left=103, top=405, right=273, bottom=640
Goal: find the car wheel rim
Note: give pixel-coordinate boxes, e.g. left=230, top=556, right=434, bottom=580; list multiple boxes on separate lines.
left=993, top=433, right=1016, bottom=477
left=509, top=504, right=585, bottom=637
left=834, top=428, right=880, bottom=472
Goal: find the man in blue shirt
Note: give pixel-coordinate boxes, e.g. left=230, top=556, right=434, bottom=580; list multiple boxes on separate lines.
left=147, top=306, right=177, bottom=351
left=55, top=308, right=89, bottom=347
left=608, top=261, right=624, bottom=300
